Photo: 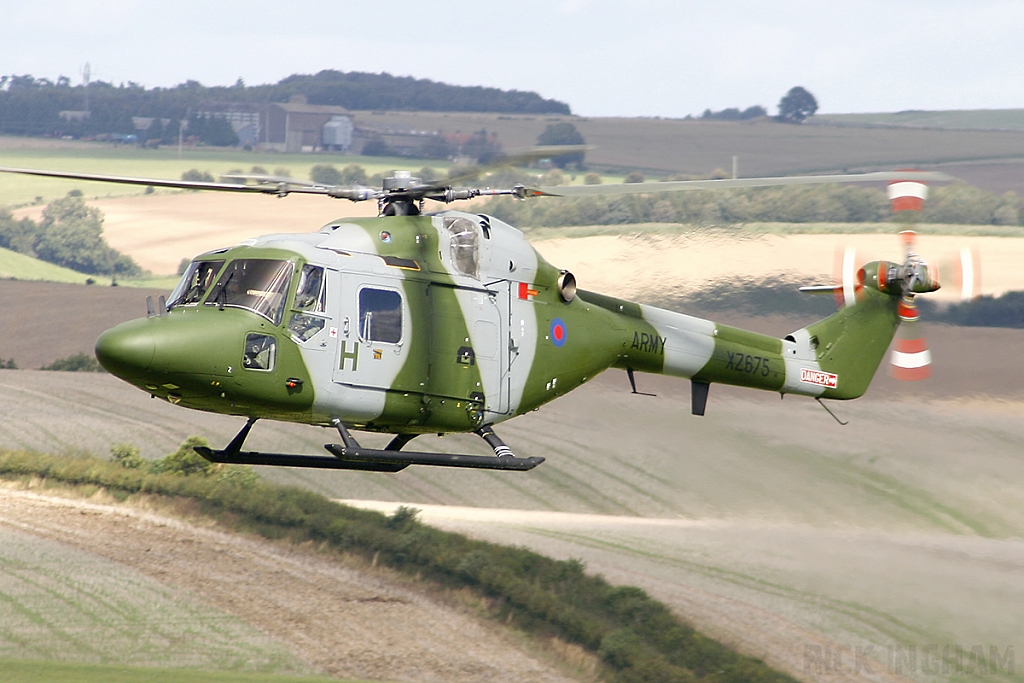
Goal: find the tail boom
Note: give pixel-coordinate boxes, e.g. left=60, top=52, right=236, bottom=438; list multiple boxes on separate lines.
left=586, top=262, right=903, bottom=403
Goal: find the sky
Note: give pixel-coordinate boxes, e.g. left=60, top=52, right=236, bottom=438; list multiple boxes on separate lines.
left=3, top=0, right=1024, bottom=118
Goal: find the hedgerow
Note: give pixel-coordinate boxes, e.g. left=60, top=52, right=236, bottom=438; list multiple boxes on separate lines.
left=482, top=183, right=1023, bottom=228
left=0, top=448, right=797, bottom=683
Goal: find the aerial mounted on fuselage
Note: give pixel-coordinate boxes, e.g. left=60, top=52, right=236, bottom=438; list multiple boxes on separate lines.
left=0, top=156, right=955, bottom=472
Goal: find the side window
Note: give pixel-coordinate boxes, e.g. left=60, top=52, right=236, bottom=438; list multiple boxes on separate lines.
left=288, top=264, right=327, bottom=342
left=242, top=333, right=276, bottom=371
left=358, top=288, right=402, bottom=344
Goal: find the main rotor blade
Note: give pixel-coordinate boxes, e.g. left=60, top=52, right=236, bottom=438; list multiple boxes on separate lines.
left=521, top=171, right=956, bottom=198
left=0, top=165, right=380, bottom=200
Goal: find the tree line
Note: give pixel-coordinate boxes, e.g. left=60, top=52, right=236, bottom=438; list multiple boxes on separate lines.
left=481, top=183, right=1024, bottom=228
left=0, top=71, right=571, bottom=138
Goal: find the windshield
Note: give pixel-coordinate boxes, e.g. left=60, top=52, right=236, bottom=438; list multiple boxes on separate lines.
left=168, top=260, right=225, bottom=308
left=206, top=259, right=293, bottom=324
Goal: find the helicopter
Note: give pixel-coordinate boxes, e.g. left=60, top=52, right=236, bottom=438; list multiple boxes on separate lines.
left=0, top=155, right=953, bottom=473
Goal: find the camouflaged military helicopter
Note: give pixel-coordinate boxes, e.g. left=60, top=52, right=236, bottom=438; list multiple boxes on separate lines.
left=0, top=156, right=953, bottom=473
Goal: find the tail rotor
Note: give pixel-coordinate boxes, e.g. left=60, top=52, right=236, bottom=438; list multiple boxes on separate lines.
left=803, top=171, right=977, bottom=382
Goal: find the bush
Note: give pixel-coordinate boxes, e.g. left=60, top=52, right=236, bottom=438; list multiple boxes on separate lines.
left=154, top=435, right=215, bottom=476
left=110, top=443, right=144, bottom=469
left=309, top=164, right=343, bottom=185
left=340, top=164, right=369, bottom=185
left=181, top=169, right=215, bottom=182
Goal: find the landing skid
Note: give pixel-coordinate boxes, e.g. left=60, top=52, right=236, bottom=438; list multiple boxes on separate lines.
left=194, top=418, right=544, bottom=472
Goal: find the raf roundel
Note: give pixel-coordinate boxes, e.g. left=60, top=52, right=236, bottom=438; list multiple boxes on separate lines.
left=550, top=318, right=567, bottom=347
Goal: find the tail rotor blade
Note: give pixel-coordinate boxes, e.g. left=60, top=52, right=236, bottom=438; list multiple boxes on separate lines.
left=890, top=312, right=931, bottom=381
left=888, top=176, right=929, bottom=213
left=955, top=246, right=982, bottom=301
left=832, top=245, right=860, bottom=308
left=899, top=229, right=918, bottom=258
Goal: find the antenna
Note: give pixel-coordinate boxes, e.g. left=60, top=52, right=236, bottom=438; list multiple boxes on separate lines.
left=81, top=62, right=91, bottom=115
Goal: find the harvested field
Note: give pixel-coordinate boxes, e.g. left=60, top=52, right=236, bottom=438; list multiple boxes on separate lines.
left=11, top=192, right=378, bottom=276
left=530, top=230, right=1024, bottom=304
left=0, top=487, right=577, bottom=683
left=0, top=510, right=305, bottom=673
left=12, top=191, right=1023, bottom=306
left=342, top=111, right=1024, bottom=178
left=4, top=184, right=1024, bottom=682
left=1, top=357, right=1023, bottom=682
left=348, top=500, right=1024, bottom=683
left=0, top=280, right=168, bottom=369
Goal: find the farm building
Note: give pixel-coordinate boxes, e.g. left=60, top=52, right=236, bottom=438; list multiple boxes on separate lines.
left=197, top=96, right=353, bottom=152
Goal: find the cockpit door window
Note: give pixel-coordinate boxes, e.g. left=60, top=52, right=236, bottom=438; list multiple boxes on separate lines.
left=287, top=264, right=328, bottom=342
left=293, top=264, right=325, bottom=312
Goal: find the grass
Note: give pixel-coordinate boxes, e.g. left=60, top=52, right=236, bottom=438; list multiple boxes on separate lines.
left=0, top=246, right=179, bottom=287
left=0, top=246, right=98, bottom=283
left=0, top=659, right=358, bottom=683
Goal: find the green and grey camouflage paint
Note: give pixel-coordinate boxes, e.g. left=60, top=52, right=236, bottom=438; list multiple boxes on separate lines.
left=96, top=212, right=904, bottom=437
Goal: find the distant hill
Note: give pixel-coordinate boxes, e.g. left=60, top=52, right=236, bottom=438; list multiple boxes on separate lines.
left=0, top=71, right=571, bottom=136
left=813, top=109, right=1024, bottom=131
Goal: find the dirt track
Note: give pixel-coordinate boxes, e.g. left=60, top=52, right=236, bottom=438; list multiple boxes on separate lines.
left=0, top=486, right=577, bottom=682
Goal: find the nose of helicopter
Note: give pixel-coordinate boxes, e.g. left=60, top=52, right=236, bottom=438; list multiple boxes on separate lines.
left=95, top=319, right=157, bottom=378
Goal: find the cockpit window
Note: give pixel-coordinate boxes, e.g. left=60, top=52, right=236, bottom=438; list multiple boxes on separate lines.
left=168, top=260, right=224, bottom=308
left=206, top=259, right=293, bottom=325
left=445, top=217, right=480, bottom=278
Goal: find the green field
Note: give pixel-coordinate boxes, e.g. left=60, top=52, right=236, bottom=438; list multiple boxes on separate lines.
left=0, top=246, right=97, bottom=283
left=0, top=246, right=179, bottom=288
left=0, top=660, right=355, bottom=683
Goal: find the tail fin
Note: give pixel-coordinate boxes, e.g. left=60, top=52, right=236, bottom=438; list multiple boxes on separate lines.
left=798, top=262, right=901, bottom=399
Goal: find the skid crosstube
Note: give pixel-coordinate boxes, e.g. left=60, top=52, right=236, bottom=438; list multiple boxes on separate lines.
left=323, top=443, right=544, bottom=471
